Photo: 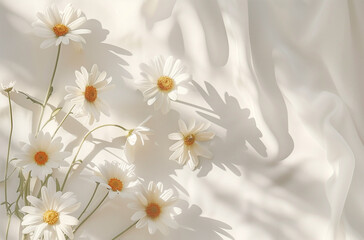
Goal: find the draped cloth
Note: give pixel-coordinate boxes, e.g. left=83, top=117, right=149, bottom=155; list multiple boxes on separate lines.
left=0, top=0, right=363, bottom=239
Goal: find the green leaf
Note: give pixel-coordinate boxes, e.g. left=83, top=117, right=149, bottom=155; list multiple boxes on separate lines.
left=16, top=171, right=25, bottom=194
left=18, top=91, right=43, bottom=106
left=46, top=86, right=54, bottom=101
left=14, top=198, right=24, bottom=219
left=56, top=178, right=61, bottom=192
left=0, top=168, right=16, bottom=183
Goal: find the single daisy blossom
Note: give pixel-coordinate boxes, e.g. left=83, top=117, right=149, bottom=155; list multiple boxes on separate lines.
left=93, top=160, right=137, bottom=199
left=32, top=4, right=91, bottom=49
left=21, top=177, right=80, bottom=240
left=169, top=119, right=215, bottom=170
left=65, top=64, right=113, bottom=124
left=12, top=132, right=70, bottom=181
left=138, top=56, right=190, bottom=114
left=124, top=116, right=151, bottom=163
left=1, top=80, right=16, bottom=92
left=128, top=181, right=180, bottom=235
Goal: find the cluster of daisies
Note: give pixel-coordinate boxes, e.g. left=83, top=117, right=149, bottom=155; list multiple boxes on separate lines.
left=1, top=4, right=216, bottom=240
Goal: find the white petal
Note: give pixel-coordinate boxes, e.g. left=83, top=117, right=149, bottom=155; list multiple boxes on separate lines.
left=40, top=38, right=57, bottom=49
left=70, top=29, right=91, bottom=35
left=59, top=214, right=79, bottom=226
left=188, top=150, right=199, bottom=170
left=178, top=119, right=188, bottom=134
left=169, top=140, right=184, bottom=151
left=127, top=134, right=137, bottom=146
left=193, top=143, right=213, bottom=159
left=148, top=219, right=158, bottom=234
left=168, top=132, right=183, bottom=141
left=131, top=211, right=146, bottom=221
left=32, top=223, right=48, bottom=240
left=195, top=131, right=215, bottom=141
left=169, top=146, right=184, bottom=161
left=136, top=217, right=148, bottom=228
left=168, top=90, right=178, bottom=101
left=161, top=97, right=170, bottom=114
left=163, top=56, right=174, bottom=76
left=174, top=73, right=190, bottom=83
left=68, top=17, right=86, bottom=30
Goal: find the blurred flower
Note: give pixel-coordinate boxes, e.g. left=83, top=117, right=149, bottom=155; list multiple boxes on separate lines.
left=65, top=64, right=113, bottom=125
left=33, top=4, right=91, bottom=49
left=93, top=160, right=137, bottom=199
left=1, top=80, right=15, bottom=92
left=13, top=132, right=70, bottom=181
left=137, top=56, right=190, bottom=114
left=21, top=177, right=80, bottom=239
left=128, top=181, right=180, bottom=235
left=168, top=119, right=215, bottom=170
left=124, top=116, right=151, bottom=163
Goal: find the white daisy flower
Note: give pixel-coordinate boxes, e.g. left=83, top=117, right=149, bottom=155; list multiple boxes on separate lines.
left=138, top=56, right=190, bottom=114
left=93, top=160, right=137, bottom=199
left=124, top=116, right=151, bottom=163
left=65, top=64, right=113, bottom=124
left=12, top=132, right=70, bottom=181
left=21, top=177, right=80, bottom=240
left=128, top=181, right=180, bottom=235
left=32, top=4, right=91, bottom=49
left=1, top=80, right=15, bottom=92
left=168, top=119, right=215, bottom=170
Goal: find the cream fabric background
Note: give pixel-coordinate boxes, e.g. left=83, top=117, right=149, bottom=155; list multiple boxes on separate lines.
left=1, top=0, right=364, bottom=239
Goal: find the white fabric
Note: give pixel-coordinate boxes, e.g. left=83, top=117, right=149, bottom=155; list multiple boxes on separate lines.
left=1, top=0, right=364, bottom=239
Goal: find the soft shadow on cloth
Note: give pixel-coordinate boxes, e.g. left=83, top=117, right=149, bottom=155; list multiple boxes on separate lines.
left=177, top=81, right=267, bottom=177
left=245, top=0, right=364, bottom=239
left=142, top=0, right=229, bottom=67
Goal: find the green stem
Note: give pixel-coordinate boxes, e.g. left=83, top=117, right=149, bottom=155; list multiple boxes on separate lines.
left=4, top=91, right=13, bottom=214
left=5, top=213, right=11, bottom=240
left=52, top=105, right=75, bottom=139
left=60, top=124, right=128, bottom=191
left=78, top=183, right=99, bottom=220
left=36, top=44, right=62, bottom=135
left=73, top=192, right=109, bottom=234
left=37, top=174, right=51, bottom=198
left=24, top=172, right=31, bottom=206
left=13, top=192, right=23, bottom=220
left=111, top=221, right=138, bottom=240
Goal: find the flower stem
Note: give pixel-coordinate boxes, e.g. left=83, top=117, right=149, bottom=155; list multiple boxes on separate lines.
left=52, top=105, right=75, bottom=139
left=36, top=44, right=62, bottom=135
left=111, top=221, right=138, bottom=240
left=5, top=213, right=11, bottom=240
left=37, top=174, right=51, bottom=198
left=4, top=91, right=13, bottom=214
left=60, top=124, right=128, bottom=191
left=74, top=192, right=109, bottom=234
left=78, top=182, right=99, bottom=220
left=24, top=172, right=31, bottom=206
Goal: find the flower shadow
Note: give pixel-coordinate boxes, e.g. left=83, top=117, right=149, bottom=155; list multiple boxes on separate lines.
left=61, top=19, right=133, bottom=82
left=172, top=200, right=234, bottom=240
left=178, top=80, right=267, bottom=177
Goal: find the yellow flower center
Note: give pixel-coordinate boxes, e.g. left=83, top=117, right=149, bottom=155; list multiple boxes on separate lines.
left=184, top=134, right=195, bottom=146
left=84, top=86, right=97, bottom=102
left=145, top=202, right=161, bottom=219
left=108, top=178, right=123, bottom=192
left=53, top=24, right=69, bottom=37
left=157, top=76, right=174, bottom=92
left=34, top=151, right=48, bottom=165
left=43, top=210, right=59, bottom=225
